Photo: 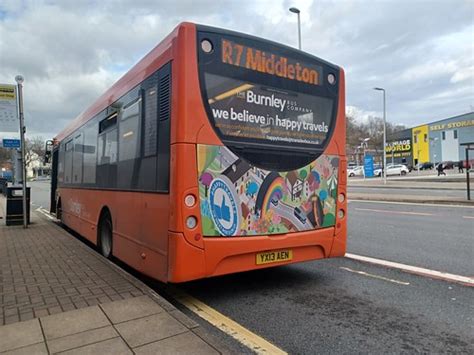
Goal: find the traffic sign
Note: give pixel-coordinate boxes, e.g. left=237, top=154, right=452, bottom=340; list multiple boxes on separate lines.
left=364, top=155, right=374, bottom=177
left=2, top=138, right=21, bottom=148
left=0, top=84, right=19, bottom=132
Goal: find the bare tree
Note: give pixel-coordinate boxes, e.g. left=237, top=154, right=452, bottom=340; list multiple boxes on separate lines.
left=346, top=115, right=406, bottom=162
left=24, top=136, right=46, bottom=169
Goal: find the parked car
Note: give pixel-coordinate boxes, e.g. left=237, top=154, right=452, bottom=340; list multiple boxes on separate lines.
left=347, top=166, right=364, bottom=177
left=436, top=161, right=454, bottom=170
left=374, top=164, right=409, bottom=177
left=415, top=162, right=434, bottom=170
left=442, top=161, right=454, bottom=169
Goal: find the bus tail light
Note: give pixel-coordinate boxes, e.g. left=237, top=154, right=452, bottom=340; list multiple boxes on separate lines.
left=186, top=216, right=198, bottom=229
left=338, top=193, right=345, bottom=203
left=184, top=194, right=196, bottom=207
left=337, top=209, right=345, bottom=219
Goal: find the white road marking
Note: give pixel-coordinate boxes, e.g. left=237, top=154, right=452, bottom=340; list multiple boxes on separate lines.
left=346, top=253, right=474, bottom=286
left=35, top=207, right=56, bottom=220
left=462, top=216, right=474, bottom=219
left=354, top=207, right=433, bottom=216
left=168, top=286, right=287, bottom=355
left=340, top=267, right=410, bottom=285
left=348, top=199, right=474, bottom=209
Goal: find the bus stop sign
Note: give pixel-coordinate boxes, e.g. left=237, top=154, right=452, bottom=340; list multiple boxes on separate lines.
left=2, top=138, right=21, bottom=148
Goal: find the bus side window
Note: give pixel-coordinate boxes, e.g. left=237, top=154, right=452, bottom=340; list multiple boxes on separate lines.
left=136, top=84, right=158, bottom=191
left=58, top=144, right=65, bottom=183
left=118, top=97, right=141, bottom=189
left=144, top=87, right=158, bottom=157
left=73, top=133, right=83, bottom=184
left=64, top=140, right=73, bottom=184
left=83, top=120, right=97, bottom=185
left=98, top=113, right=118, bottom=187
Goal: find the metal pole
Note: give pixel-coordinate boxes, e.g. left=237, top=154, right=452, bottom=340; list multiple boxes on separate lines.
left=297, top=12, right=302, bottom=50
left=382, top=89, right=387, bottom=184
left=466, top=148, right=470, bottom=201
left=16, top=76, right=28, bottom=228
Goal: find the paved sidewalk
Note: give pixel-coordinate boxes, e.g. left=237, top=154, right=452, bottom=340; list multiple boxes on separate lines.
left=348, top=178, right=469, bottom=190
left=0, top=198, right=229, bottom=354
left=348, top=192, right=474, bottom=205
left=347, top=176, right=473, bottom=205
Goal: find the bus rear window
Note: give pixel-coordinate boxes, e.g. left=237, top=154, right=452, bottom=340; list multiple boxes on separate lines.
left=205, top=72, right=333, bottom=146
left=197, top=28, right=340, bottom=170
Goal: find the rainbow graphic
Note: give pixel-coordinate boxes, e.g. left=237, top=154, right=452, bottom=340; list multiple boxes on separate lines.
left=255, top=172, right=286, bottom=218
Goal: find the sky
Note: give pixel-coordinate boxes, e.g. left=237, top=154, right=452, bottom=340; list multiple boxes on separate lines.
left=0, top=0, right=473, bottom=140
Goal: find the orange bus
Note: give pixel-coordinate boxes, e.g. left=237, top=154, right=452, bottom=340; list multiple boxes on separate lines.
left=50, top=23, right=347, bottom=282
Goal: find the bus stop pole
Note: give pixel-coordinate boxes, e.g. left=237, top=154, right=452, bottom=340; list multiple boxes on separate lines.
left=466, top=147, right=470, bottom=201
left=15, top=75, right=28, bottom=228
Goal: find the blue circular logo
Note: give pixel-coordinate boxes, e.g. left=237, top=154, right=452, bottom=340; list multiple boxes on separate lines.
left=209, top=176, right=241, bottom=236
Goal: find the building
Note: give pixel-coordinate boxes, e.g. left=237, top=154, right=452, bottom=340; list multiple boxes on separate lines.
left=385, top=128, right=413, bottom=166
left=387, top=111, right=474, bottom=167
left=427, top=112, right=474, bottom=165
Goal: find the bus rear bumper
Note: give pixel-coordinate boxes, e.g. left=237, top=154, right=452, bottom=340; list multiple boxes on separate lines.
left=167, top=227, right=342, bottom=283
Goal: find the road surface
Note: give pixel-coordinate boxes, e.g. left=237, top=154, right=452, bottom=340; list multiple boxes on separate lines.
left=29, top=182, right=474, bottom=354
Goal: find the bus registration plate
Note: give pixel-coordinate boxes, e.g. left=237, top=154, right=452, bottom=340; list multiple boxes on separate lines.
left=256, top=250, right=293, bottom=265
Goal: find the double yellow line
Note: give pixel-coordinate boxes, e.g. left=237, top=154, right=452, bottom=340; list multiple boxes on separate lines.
left=168, top=286, right=287, bottom=354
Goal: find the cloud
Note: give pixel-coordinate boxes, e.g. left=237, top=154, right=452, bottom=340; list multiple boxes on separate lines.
left=0, top=0, right=472, bottom=139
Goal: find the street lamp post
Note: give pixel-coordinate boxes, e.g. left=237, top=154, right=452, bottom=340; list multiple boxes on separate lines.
left=15, top=74, right=28, bottom=228
left=289, top=7, right=301, bottom=50
left=374, top=87, right=387, bottom=184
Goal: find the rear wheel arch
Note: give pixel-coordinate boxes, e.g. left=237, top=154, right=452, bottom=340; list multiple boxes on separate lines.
left=56, top=197, right=62, bottom=221
left=97, top=207, right=113, bottom=259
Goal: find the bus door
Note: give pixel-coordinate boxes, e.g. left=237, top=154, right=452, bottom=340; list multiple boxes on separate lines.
left=50, top=146, right=58, bottom=214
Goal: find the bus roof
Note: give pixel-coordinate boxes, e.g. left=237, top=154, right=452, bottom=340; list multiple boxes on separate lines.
left=54, top=22, right=190, bottom=142
left=55, top=22, right=340, bottom=143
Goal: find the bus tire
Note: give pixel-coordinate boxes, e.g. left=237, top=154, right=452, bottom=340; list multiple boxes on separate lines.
left=56, top=198, right=62, bottom=222
left=98, top=210, right=113, bottom=259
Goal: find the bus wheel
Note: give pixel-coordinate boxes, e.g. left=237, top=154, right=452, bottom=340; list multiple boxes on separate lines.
left=98, top=212, right=113, bottom=259
left=56, top=199, right=62, bottom=222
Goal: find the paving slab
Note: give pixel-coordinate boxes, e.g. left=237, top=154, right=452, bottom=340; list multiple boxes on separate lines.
left=57, top=337, right=132, bottom=355
left=46, top=325, right=118, bottom=354
left=99, top=295, right=164, bottom=324
left=133, top=331, right=220, bottom=355
left=115, top=312, right=188, bottom=348
left=40, top=305, right=110, bottom=340
left=0, top=319, right=43, bottom=352
left=1, top=342, right=48, bottom=355
left=0, top=202, right=147, bottom=327
left=0, top=202, right=233, bottom=354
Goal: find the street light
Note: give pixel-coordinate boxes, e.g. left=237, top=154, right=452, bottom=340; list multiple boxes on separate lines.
left=374, top=87, right=387, bottom=184
left=289, top=7, right=301, bottom=50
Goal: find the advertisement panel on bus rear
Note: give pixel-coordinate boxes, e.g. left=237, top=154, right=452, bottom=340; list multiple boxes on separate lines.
left=205, top=73, right=332, bottom=146
left=197, top=144, right=338, bottom=237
